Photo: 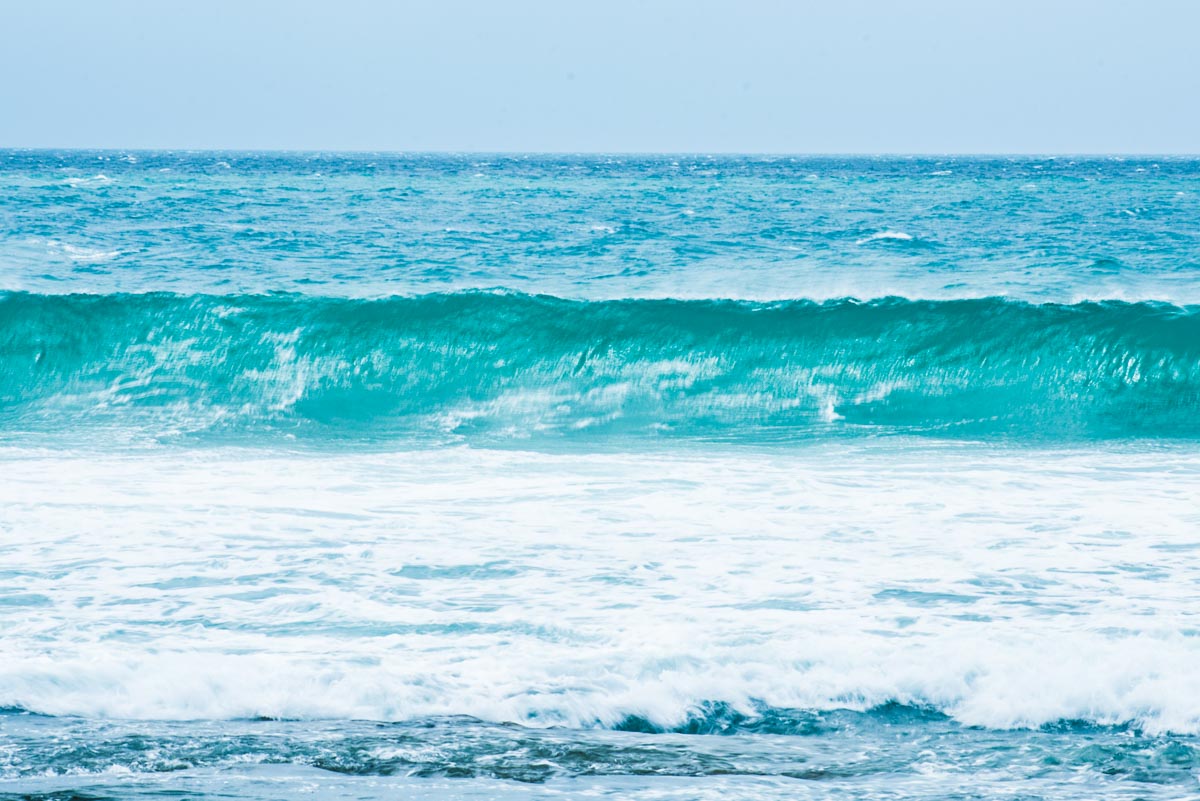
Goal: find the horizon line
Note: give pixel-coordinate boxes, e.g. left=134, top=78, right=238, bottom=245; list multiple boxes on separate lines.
left=3, top=147, right=1200, bottom=158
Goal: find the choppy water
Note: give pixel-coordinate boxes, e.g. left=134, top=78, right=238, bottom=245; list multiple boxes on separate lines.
left=2, top=152, right=1199, bottom=800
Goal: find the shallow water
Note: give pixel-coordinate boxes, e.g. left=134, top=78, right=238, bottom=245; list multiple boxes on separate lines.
left=1, top=153, right=1199, bottom=798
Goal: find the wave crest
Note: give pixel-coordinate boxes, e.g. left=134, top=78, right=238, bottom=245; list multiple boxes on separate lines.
left=2, top=291, right=1198, bottom=442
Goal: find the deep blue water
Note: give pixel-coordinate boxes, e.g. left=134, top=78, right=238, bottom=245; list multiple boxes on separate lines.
left=1, top=152, right=1199, bottom=800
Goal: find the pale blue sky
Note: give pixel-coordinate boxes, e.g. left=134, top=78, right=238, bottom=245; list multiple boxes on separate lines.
left=3, top=0, right=1197, bottom=152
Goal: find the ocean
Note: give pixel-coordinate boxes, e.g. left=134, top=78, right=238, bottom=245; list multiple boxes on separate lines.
left=1, top=151, right=1199, bottom=800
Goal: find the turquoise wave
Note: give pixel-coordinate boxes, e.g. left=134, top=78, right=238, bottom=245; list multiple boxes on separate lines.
left=2, top=291, right=1197, bottom=442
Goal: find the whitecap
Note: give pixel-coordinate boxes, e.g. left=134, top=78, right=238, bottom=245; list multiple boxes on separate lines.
left=856, top=230, right=914, bottom=245
left=49, top=241, right=121, bottom=262
left=64, top=174, right=114, bottom=187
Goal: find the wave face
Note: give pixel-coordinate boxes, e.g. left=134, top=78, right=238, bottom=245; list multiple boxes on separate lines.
left=3, top=291, right=1198, bottom=443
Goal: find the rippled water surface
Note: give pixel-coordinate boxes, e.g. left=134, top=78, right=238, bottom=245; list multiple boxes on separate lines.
left=3, top=152, right=1200, bottom=302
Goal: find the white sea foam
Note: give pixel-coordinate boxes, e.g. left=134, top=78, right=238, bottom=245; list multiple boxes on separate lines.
left=53, top=242, right=121, bottom=263
left=64, top=174, right=114, bottom=187
left=2, top=444, right=1200, bottom=733
left=855, top=231, right=914, bottom=245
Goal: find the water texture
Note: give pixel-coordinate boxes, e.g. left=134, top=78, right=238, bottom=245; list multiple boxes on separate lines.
left=1, top=152, right=1199, bottom=800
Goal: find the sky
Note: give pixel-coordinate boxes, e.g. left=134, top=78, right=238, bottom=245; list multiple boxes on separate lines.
left=2, top=0, right=1198, bottom=153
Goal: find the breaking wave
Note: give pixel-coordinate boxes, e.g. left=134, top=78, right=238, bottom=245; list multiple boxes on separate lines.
left=2, top=291, right=1198, bottom=443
